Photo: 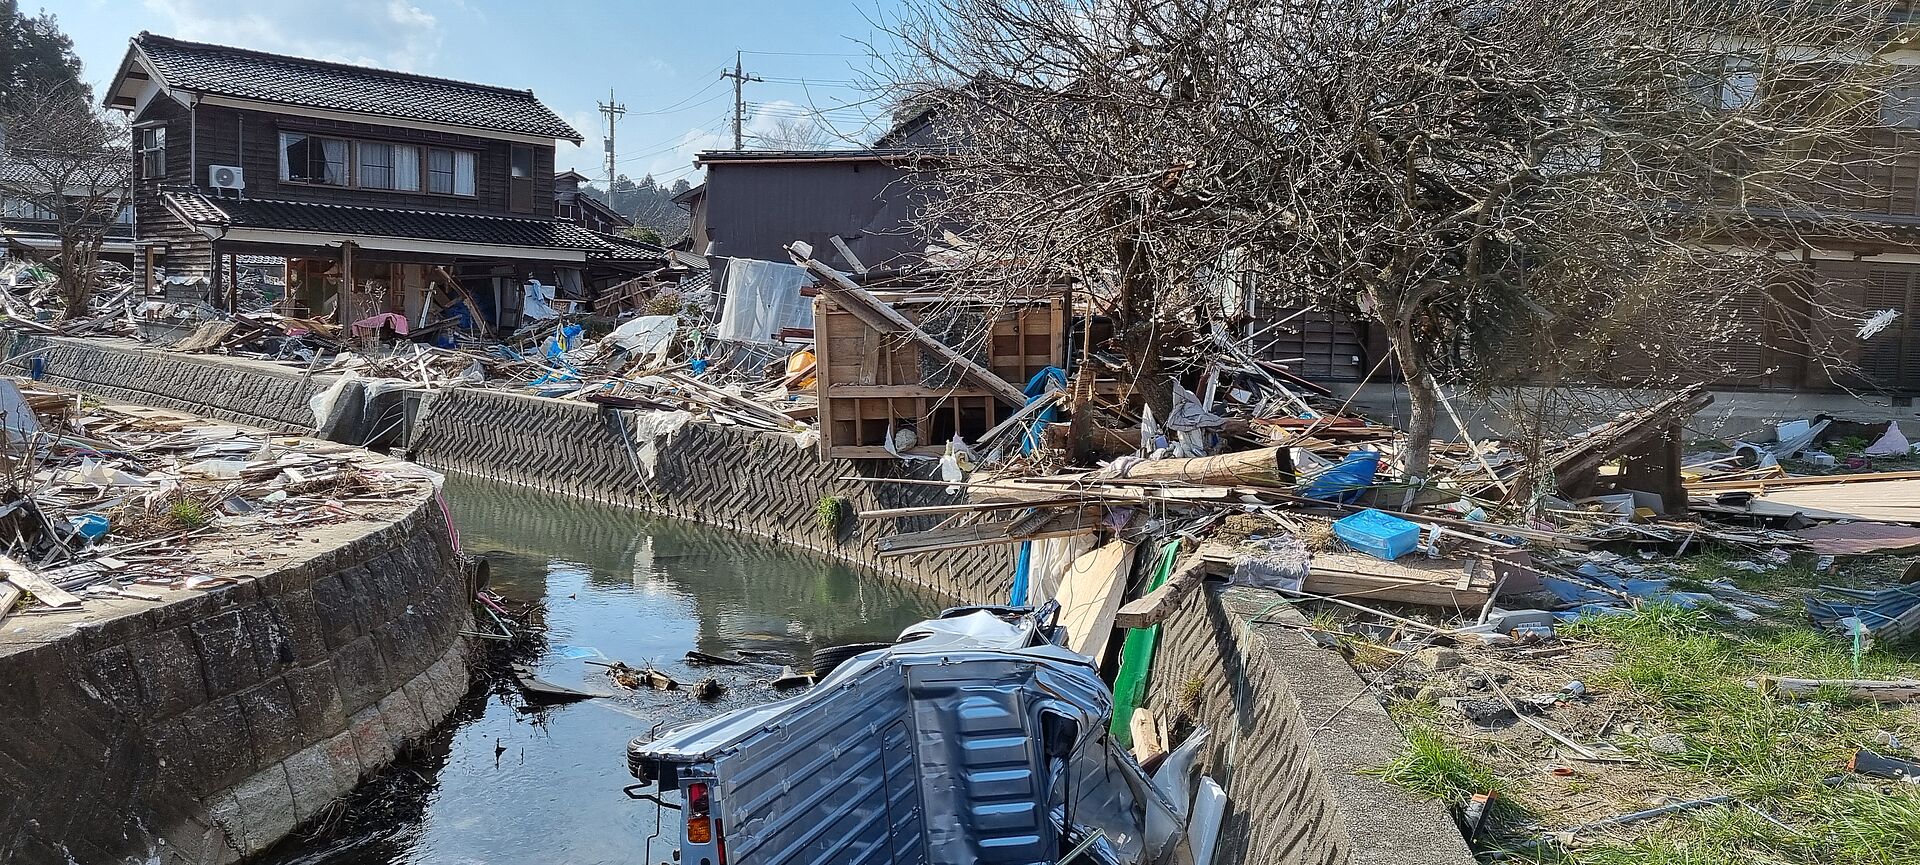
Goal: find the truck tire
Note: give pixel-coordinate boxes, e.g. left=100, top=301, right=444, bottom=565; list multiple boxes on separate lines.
left=809, top=642, right=891, bottom=677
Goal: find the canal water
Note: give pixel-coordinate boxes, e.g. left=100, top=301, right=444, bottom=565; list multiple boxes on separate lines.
left=258, top=475, right=945, bottom=865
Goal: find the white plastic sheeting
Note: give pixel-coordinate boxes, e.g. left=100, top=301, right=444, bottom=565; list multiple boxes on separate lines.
left=606, top=314, right=677, bottom=359
left=715, top=258, right=817, bottom=343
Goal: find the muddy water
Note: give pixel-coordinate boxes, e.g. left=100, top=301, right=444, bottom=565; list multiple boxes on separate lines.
left=257, top=475, right=945, bottom=865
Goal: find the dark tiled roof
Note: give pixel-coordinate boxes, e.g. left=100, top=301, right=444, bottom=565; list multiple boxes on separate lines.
left=133, top=33, right=582, bottom=142
left=588, top=230, right=669, bottom=261
left=160, top=192, right=610, bottom=251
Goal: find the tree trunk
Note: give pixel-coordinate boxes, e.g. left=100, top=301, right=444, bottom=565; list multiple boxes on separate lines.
left=56, top=235, right=97, bottom=321
left=1110, top=206, right=1173, bottom=420
left=1383, top=308, right=1438, bottom=481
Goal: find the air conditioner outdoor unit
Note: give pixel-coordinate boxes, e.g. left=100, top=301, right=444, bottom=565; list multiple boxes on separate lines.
left=208, top=165, right=245, bottom=192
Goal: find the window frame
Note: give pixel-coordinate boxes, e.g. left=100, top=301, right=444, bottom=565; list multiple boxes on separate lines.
left=138, top=126, right=166, bottom=179
left=279, top=131, right=351, bottom=187
left=275, top=130, right=471, bottom=197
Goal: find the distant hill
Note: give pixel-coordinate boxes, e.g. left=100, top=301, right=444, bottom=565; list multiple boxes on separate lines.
left=583, top=174, right=692, bottom=244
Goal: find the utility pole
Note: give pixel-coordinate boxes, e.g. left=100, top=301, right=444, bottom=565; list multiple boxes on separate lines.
left=597, top=88, right=626, bottom=189
left=721, top=50, right=761, bottom=150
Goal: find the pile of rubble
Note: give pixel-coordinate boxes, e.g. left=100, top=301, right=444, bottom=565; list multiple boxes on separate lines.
left=0, top=377, right=437, bottom=626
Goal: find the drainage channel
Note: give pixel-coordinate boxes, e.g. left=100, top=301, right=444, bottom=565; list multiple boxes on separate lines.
left=254, top=474, right=945, bottom=865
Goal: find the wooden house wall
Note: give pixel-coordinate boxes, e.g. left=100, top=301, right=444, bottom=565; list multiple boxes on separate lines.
left=129, top=97, right=211, bottom=278
left=188, top=105, right=554, bottom=217
left=703, top=160, right=928, bottom=269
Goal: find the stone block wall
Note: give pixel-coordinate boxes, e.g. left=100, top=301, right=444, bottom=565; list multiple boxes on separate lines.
left=4, top=335, right=324, bottom=433
left=0, top=496, right=472, bottom=865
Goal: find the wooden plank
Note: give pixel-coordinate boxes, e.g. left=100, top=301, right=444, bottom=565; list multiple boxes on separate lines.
left=0, top=554, right=80, bottom=608
left=1052, top=539, right=1137, bottom=660
left=1690, top=470, right=1920, bottom=491
left=859, top=495, right=1091, bottom=520
left=1130, top=707, right=1166, bottom=765
left=0, top=582, right=21, bottom=624
left=1113, top=544, right=1225, bottom=629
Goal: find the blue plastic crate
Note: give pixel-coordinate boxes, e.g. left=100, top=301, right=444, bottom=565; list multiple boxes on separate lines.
left=1332, top=509, right=1421, bottom=561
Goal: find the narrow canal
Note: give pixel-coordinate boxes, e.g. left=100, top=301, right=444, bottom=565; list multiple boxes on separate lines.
left=258, top=475, right=945, bottom=865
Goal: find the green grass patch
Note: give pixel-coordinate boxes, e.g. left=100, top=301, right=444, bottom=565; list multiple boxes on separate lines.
left=1370, top=725, right=1513, bottom=808
left=1546, top=602, right=1920, bottom=865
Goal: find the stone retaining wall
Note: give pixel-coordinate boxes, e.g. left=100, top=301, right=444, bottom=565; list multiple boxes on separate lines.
left=0, top=487, right=471, bottom=865
left=12, top=336, right=1475, bottom=865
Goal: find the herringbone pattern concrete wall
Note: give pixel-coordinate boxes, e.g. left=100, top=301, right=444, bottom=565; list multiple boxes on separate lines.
left=406, top=387, right=1017, bottom=601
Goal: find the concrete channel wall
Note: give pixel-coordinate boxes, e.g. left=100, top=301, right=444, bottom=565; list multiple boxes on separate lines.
left=8, top=335, right=1474, bottom=865
left=0, top=492, right=471, bottom=865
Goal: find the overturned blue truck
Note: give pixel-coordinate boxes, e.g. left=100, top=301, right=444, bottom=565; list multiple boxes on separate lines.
left=625, top=605, right=1221, bottom=865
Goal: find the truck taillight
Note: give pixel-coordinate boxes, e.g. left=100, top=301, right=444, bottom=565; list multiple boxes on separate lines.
left=686, top=781, right=713, bottom=844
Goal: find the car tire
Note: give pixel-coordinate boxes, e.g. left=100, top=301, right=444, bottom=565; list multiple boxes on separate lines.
left=809, top=642, right=891, bottom=677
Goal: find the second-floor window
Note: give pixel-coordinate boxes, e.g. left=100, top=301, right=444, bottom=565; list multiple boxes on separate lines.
left=282, top=132, right=349, bottom=186
left=138, top=127, right=166, bottom=178
left=358, top=142, right=422, bottom=191
left=510, top=145, right=534, bottom=213
left=428, top=148, right=476, bottom=196
left=1884, top=75, right=1920, bottom=128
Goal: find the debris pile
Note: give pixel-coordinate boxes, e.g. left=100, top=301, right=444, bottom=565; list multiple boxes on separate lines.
left=0, top=378, right=437, bottom=626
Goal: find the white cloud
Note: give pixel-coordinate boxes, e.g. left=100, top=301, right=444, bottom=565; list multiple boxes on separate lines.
left=142, top=0, right=443, bottom=71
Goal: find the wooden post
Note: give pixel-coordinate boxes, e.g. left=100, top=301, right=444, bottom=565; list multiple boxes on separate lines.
left=225, top=253, right=238, bottom=312
left=339, top=242, right=354, bottom=325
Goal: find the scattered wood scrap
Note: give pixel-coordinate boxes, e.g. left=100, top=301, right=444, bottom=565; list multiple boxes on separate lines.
left=1052, top=539, right=1137, bottom=659
left=1114, top=543, right=1230, bottom=629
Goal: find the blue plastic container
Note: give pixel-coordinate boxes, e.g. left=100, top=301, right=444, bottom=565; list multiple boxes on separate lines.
left=1332, top=508, right=1421, bottom=561
left=1300, top=451, right=1381, bottom=503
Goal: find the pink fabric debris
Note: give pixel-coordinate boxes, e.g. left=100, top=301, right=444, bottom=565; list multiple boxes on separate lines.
left=351, top=312, right=410, bottom=335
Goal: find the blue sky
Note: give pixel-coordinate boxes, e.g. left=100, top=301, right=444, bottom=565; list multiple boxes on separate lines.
left=50, top=0, right=902, bottom=187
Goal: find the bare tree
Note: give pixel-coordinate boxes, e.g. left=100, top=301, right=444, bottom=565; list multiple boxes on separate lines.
left=885, top=0, right=1899, bottom=477
left=753, top=114, right=837, bottom=151
left=1, top=83, right=128, bottom=320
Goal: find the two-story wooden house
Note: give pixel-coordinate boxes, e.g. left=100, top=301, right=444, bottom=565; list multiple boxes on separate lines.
left=551, top=170, right=633, bottom=235
left=102, top=32, right=608, bottom=331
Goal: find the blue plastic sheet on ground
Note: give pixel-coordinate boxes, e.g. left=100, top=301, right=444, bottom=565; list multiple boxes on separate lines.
left=1301, top=451, right=1380, bottom=503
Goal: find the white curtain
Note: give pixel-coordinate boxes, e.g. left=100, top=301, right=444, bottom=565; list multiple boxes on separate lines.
left=320, top=139, right=348, bottom=185
left=453, top=151, right=475, bottom=196
left=393, top=145, right=420, bottom=191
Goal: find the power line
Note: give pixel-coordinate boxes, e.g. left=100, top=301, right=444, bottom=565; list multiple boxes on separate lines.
left=740, top=49, right=867, bottom=58
left=628, top=78, right=728, bottom=116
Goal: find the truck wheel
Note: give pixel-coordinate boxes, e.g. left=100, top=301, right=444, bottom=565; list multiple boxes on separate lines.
left=809, top=642, right=891, bottom=677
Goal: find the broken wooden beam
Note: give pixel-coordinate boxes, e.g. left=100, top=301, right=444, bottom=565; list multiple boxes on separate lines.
left=1759, top=676, right=1920, bottom=702
left=1113, top=543, right=1229, bottom=629
left=1104, top=446, right=1291, bottom=487
left=0, top=554, right=81, bottom=608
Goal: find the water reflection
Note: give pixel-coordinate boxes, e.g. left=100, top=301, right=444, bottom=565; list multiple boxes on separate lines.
left=258, top=475, right=943, bottom=865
